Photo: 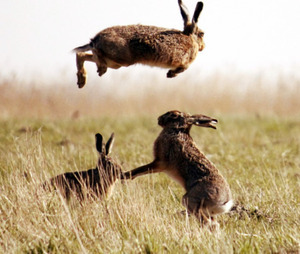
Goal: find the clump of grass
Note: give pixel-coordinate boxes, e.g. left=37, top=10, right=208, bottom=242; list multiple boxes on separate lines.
left=0, top=116, right=299, bottom=253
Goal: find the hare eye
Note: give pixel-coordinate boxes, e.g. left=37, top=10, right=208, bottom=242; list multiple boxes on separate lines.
left=171, top=113, right=179, bottom=119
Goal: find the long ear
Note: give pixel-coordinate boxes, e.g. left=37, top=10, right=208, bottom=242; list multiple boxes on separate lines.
left=105, top=133, right=115, bottom=155
left=178, top=0, right=190, bottom=28
left=95, top=133, right=103, bottom=154
left=192, top=2, right=203, bottom=24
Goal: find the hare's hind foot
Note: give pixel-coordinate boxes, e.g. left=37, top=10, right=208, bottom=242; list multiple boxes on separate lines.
left=196, top=214, right=220, bottom=232
left=77, top=70, right=87, bottom=88
left=178, top=209, right=220, bottom=232
left=76, top=52, right=93, bottom=88
left=167, top=67, right=186, bottom=78
left=205, top=216, right=220, bottom=233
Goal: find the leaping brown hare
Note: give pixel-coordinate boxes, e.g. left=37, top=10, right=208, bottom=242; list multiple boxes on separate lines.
left=45, top=133, right=123, bottom=200
left=122, top=110, right=233, bottom=229
left=73, top=0, right=205, bottom=88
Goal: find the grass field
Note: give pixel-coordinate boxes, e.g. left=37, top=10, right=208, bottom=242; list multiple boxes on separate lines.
left=0, top=74, right=299, bottom=253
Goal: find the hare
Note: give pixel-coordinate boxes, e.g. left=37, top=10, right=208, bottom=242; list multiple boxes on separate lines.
left=74, top=0, right=205, bottom=88
left=46, top=133, right=123, bottom=200
left=122, top=110, right=233, bottom=229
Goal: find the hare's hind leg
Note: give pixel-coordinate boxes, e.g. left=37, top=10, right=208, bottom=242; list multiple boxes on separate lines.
left=167, top=67, right=186, bottom=78
left=76, top=52, right=94, bottom=88
left=182, top=190, right=219, bottom=231
left=182, top=192, right=207, bottom=222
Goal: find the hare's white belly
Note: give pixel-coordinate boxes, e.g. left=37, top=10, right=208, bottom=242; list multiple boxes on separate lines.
left=105, top=58, right=125, bottom=69
left=164, top=168, right=185, bottom=188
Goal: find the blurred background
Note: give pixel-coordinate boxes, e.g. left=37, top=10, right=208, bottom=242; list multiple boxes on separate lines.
left=0, top=0, right=299, bottom=118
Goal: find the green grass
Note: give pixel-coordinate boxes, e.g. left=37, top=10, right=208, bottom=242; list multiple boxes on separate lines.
left=0, top=115, right=299, bottom=253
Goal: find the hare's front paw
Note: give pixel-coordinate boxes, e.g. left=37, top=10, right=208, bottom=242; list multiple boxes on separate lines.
left=97, top=66, right=107, bottom=77
left=167, top=70, right=177, bottom=78
left=167, top=67, right=185, bottom=78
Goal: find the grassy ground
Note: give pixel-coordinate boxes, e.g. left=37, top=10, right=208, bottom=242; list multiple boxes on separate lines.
left=0, top=115, right=299, bottom=253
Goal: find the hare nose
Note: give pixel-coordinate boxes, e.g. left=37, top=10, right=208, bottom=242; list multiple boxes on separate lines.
left=199, top=42, right=205, bottom=51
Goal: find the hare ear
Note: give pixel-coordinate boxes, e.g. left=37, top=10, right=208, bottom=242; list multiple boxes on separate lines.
left=105, top=133, right=115, bottom=155
left=95, top=133, right=103, bottom=154
left=178, top=0, right=190, bottom=27
left=192, top=2, right=203, bottom=24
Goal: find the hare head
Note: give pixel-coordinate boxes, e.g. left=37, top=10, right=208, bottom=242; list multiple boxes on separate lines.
left=178, top=0, right=205, bottom=50
left=95, top=132, right=122, bottom=181
left=158, top=110, right=217, bottom=131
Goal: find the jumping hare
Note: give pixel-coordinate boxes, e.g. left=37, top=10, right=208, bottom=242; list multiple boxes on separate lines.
left=122, top=110, right=233, bottom=229
left=73, top=0, right=205, bottom=88
left=46, top=133, right=123, bottom=200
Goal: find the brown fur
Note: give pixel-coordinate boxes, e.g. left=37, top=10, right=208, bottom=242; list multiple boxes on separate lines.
left=45, top=133, right=123, bottom=200
left=122, top=110, right=233, bottom=229
left=73, top=1, right=205, bottom=88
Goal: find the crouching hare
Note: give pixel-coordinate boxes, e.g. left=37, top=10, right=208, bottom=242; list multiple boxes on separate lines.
left=74, top=0, right=205, bottom=88
left=45, top=133, right=122, bottom=200
left=122, top=110, right=233, bottom=229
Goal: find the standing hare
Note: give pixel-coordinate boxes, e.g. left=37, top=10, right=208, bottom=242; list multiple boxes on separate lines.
left=74, top=0, right=205, bottom=88
left=122, top=110, right=233, bottom=229
left=46, top=133, right=122, bottom=200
